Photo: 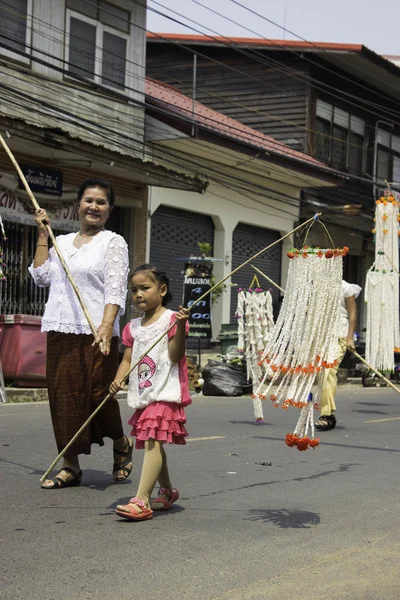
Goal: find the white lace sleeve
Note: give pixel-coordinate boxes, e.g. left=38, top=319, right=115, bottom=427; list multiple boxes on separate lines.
left=28, top=248, right=54, bottom=287
left=104, top=234, right=129, bottom=312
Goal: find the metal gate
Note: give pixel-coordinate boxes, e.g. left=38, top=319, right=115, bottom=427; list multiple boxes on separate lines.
left=150, top=205, right=214, bottom=311
left=0, top=208, right=124, bottom=316
left=230, top=223, right=282, bottom=322
left=0, top=222, right=65, bottom=316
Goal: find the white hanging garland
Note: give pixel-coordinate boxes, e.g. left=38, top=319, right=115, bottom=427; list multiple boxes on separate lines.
left=235, top=285, right=275, bottom=421
left=253, top=246, right=347, bottom=450
left=365, top=193, right=400, bottom=372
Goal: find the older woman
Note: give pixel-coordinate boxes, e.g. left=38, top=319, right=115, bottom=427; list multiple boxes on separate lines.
left=29, top=177, right=132, bottom=489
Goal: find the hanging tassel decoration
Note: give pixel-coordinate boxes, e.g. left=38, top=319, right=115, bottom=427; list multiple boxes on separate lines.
left=235, top=283, right=275, bottom=421
left=365, top=192, right=400, bottom=372
left=253, top=246, right=348, bottom=449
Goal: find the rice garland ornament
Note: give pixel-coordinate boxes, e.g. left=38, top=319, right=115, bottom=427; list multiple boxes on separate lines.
left=253, top=246, right=348, bottom=450
left=365, top=192, right=400, bottom=372
left=235, top=280, right=275, bottom=421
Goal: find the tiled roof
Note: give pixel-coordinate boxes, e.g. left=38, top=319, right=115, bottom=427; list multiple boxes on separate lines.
left=145, top=78, right=331, bottom=171
left=147, top=33, right=362, bottom=52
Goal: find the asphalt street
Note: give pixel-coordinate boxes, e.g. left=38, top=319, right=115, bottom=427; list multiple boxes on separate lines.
left=1, top=386, right=400, bottom=600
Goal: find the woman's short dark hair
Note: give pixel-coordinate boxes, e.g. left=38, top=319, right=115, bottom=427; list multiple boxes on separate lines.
left=77, top=178, right=115, bottom=207
left=133, top=264, right=173, bottom=307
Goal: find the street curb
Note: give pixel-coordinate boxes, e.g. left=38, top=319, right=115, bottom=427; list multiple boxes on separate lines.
left=1, top=377, right=394, bottom=404
left=2, top=388, right=128, bottom=404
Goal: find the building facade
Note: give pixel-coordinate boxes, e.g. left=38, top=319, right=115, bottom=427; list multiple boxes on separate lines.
left=0, top=1, right=203, bottom=320
left=146, top=35, right=400, bottom=327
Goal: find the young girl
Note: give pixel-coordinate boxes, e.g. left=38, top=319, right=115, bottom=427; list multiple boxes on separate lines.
left=109, top=264, right=191, bottom=521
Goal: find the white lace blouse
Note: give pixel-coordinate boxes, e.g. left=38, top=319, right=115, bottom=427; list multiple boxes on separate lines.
left=28, top=230, right=129, bottom=336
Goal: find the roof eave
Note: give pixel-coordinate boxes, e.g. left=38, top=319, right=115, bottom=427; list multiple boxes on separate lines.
left=146, top=100, right=341, bottom=187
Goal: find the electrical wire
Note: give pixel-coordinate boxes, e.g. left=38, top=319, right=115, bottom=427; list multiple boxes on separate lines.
left=0, top=3, right=388, bottom=192
left=2, top=0, right=400, bottom=147
left=150, top=0, right=400, bottom=118
left=228, top=0, right=400, bottom=98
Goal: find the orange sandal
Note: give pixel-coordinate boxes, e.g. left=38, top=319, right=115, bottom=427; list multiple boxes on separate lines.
left=151, top=487, right=179, bottom=511
left=115, top=497, right=153, bottom=521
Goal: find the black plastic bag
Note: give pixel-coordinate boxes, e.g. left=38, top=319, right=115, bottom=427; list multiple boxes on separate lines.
left=202, top=360, right=247, bottom=396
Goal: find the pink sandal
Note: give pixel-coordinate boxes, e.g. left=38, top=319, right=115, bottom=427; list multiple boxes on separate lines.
left=115, top=497, right=153, bottom=521
left=151, top=487, right=179, bottom=511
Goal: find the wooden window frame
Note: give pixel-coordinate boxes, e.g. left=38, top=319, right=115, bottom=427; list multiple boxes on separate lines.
left=315, top=99, right=366, bottom=175
left=0, top=0, right=33, bottom=65
left=65, top=8, right=131, bottom=93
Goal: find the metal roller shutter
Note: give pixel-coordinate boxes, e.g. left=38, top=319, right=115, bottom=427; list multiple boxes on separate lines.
left=150, top=205, right=214, bottom=311
left=230, top=223, right=282, bottom=322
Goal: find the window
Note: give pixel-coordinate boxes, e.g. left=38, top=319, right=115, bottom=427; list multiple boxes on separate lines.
left=315, top=99, right=365, bottom=175
left=0, top=0, right=32, bottom=61
left=66, top=0, right=130, bottom=91
left=376, top=130, right=400, bottom=186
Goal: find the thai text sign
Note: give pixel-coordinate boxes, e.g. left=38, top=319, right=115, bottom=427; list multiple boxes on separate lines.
left=0, top=186, right=79, bottom=232
left=182, top=261, right=212, bottom=339
left=18, top=164, right=63, bottom=196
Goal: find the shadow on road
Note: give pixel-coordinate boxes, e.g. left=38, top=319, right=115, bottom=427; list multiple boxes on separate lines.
left=253, top=435, right=400, bottom=453
left=352, top=409, right=388, bottom=415
left=229, top=420, right=271, bottom=426
left=246, top=508, right=320, bottom=528
left=0, top=457, right=42, bottom=475
left=356, top=401, right=393, bottom=407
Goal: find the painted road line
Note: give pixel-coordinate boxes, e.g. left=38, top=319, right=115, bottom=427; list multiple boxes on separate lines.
left=364, top=416, right=400, bottom=423
left=187, top=436, right=226, bottom=442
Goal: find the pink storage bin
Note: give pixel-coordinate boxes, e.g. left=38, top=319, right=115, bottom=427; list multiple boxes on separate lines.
left=0, top=314, right=47, bottom=387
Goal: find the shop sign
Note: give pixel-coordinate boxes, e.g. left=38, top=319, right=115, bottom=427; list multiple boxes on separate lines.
left=0, top=186, right=79, bottom=232
left=18, top=164, right=63, bottom=196
left=182, top=260, right=212, bottom=339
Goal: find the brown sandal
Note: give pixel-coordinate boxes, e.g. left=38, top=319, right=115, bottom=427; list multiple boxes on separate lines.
left=113, top=436, right=133, bottom=482
left=41, top=467, right=82, bottom=489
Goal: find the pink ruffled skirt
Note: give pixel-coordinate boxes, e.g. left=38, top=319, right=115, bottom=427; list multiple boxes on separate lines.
left=128, top=401, right=189, bottom=449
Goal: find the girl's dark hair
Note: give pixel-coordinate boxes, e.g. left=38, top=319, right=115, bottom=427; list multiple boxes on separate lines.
left=77, top=178, right=115, bottom=207
left=133, top=264, right=173, bottom=306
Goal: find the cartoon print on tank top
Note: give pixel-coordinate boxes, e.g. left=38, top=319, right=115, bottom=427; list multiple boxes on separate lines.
left=138, top=355, right=156, bottom=394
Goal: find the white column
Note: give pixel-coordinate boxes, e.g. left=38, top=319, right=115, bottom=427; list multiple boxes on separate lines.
left=281, top=233, right=294, bottom=291
left=212, top=216, right=237, bottom=338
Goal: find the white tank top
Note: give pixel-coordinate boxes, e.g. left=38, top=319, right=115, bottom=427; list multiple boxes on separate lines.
left=127, top=309, right=181, bottom=409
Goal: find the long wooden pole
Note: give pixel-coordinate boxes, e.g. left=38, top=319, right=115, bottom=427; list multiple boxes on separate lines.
left=0, top=133, right=98, bottom=338
left=40, top=213, right=321, bottom=482
left=350, top=350, right=400, bottom=394
left=251, top=264, right=286, bottom=294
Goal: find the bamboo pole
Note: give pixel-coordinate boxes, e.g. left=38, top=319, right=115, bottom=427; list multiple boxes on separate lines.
left=251, top=264, right=286, bottom=294
left=0, top=133, right=98, bottom=338
left=350, top=350, right=400, bottom=394
left=40, top=213, right=321, bottom=482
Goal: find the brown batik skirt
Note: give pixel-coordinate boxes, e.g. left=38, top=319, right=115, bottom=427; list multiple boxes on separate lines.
left=46, top=332, right=124, bottom=456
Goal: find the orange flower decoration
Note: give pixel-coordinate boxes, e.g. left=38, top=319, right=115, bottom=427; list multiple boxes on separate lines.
left=325, top=250, right=333, bottom=258
left=317, top=250, right=323, bottom=258
left=285, top=433, right=298, bottom=447
left=372, top=229, right=376, bottom=234
left=296, top=437, right=310, bottom=451
left=309, top=438, right=320, bottom=448
left=376, top=200, right=381, bottom=205
left=302, top=252, right=308, bottom=259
